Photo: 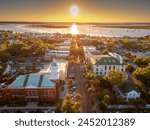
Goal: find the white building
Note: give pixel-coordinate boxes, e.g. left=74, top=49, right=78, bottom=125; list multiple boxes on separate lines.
left=83, top=46, right=126, bottom=76
left=83, top=46, right=102, bottom=64
left=44, top=39, right=71, bottom=60
left=49, top=59, right=68, bottom=81
left=44, top=50, right=70, bottom=60
left=39, top=59, right=68, bottom=81
left=114, top=83, right=141, bottom=101
left=93, top=55, right=125, bottom=76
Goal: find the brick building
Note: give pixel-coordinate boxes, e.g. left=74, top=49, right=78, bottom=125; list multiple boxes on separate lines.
left=0, top=74, right=60, bottom=103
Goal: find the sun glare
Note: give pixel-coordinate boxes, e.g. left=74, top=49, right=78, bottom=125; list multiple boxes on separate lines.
left=71, top=23, right=78, bottom=35
left=70, top=5, right=79, bottom=16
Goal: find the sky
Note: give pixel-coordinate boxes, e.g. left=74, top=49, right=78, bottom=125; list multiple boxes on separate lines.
left=0, top=0, right=150, bottom=23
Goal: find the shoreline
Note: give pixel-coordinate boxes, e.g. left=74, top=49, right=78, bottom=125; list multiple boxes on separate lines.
left=0, top=22, right=150, bottom=30
left=95, top=25, right=150, bottom=30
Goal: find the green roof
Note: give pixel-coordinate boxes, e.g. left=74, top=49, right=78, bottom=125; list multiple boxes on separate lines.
left=95, top=57, right=124, bottom=65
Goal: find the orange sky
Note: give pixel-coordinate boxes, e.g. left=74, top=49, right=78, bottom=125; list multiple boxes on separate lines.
left=0, top=0, right=150, bottom=22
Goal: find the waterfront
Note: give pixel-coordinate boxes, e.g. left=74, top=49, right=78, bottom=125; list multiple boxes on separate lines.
left=0, top=23, right=150, bottom=37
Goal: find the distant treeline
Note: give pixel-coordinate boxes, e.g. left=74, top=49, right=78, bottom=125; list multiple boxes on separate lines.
left=27, top=24, right=70, bottom=28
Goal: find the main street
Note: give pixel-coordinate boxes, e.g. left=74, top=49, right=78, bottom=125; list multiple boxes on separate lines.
left=74, top=63, right=92, bottom=113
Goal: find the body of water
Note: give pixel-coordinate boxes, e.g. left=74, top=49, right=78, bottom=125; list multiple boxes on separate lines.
left=0, top=24, right=150, bottom=37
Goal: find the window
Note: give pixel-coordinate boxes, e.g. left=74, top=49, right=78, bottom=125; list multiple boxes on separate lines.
left=35, top=90, right=38, bottom=96
left=96, top=68, right=98, bottom=71
left=105, top=66, right=107, bottom=70
left=109, top=66, right=111, bottom=70
left=48, top=90, right=50, bottom=96
left=129, top=93, right=132, bottom=97
left=27, top=90, right=30, bottom=96
left=31, top=90, right=34, bottom=96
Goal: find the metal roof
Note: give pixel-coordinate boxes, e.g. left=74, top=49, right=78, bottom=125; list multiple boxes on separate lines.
left=9, top=74, right=56, bottom=89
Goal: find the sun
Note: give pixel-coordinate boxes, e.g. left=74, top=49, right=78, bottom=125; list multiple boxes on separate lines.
left=70, top=5, right=79, bottom=16
left=71, top=23, right=78, bottom=35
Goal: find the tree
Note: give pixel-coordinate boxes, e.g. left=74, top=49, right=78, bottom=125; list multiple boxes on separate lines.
left=134, top=57, right=150, bottom=67
left=68, top=79, right=74, bottom=90
left=104, top=70, right=127, bottom=87
left=125, top=51, right=132, bottom=58
left=103, top=95, right=110, bottom=103
left=99, top=100, right=107, bottom=111
left=55, top=99, right=63, bottom=113
left=8, top=42, right=28, bottom=56
left=0, top=44, right=11, bottom=61
left=68, top=79, right=74, bottom=86
left=0, top=65, right=4, bottom=75
left=91, top=39, right=99, bottom=46
left=61, top=94, right=80, bottom=113
left=120, top=39, right=135, bottom=50
left=86, top=73, right=98, bottom=88
left=132, top=64, right=150, bottom=86
left=75, top=93, right=82, bottom=102
left=88, top=87, right=95, bottom=94
left=126, top=64, right=135, bottom=73
left=123, top=57, right=130, bottom=62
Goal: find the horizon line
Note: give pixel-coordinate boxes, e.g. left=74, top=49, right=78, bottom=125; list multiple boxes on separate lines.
left=0, top=21, right=150, bottom=24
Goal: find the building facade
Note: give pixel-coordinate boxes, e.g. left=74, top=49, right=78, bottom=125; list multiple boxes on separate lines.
left=83, top=47, right=126, bottom=76
left=0, top=74, right=59, bottom=102
left=93, top=56, right=125, bottom=76
left=114, top=84, right=141, bottom=101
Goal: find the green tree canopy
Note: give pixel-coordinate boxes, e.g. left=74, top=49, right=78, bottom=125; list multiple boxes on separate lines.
left=0, top=65, right=4, bottom=75
left=103, top=70, right=127, bottom=87
left=134, top=57, right=150, bottom=67
left=132, top=64, right=150, bottom=86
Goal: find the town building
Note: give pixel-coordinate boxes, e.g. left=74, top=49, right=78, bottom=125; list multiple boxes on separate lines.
left=93, top=55, right=125, bottom=76
left=83, top=46, right=126, bottom=76
left=39, top=59, right=68, bottom=81
left=44, top=50, right=70, bottom=60
left=55, top=39, right=71, bottom=46
left=0, top=74, right=59, bottom=102
left=113, top=83, right=141, bottom=101
left=44, top=40, right=71, bottom=60
left=83, top=46, right=102, bottom=64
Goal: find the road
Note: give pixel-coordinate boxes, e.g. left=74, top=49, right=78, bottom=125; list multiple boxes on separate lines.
left=74, top=63, right=92, bottom=113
